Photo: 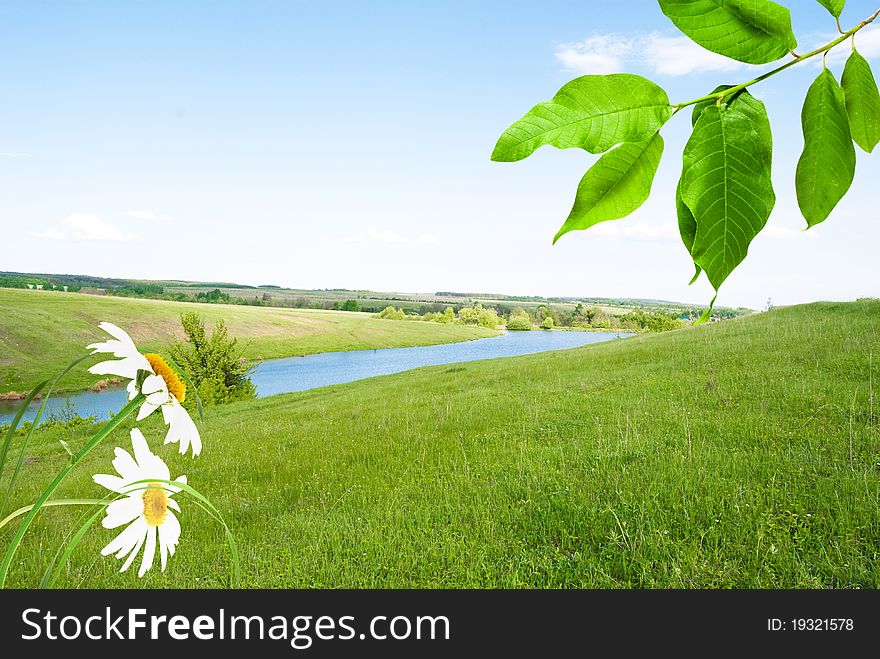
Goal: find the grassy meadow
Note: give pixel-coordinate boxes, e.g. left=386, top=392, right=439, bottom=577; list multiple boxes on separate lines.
left=0, top=288, right=497, bottom=395
left=1, top=300, right=878, bottom=588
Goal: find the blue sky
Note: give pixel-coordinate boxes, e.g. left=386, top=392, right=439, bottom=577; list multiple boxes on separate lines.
left=1, top=0, right=878, bottom=309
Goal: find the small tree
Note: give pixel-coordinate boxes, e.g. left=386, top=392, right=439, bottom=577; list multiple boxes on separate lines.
left=540, top=316, right=555, bottom=330
left=458, top=303, right=499, bottom=328
left=377, top=306, right=406, bottom=320
left=168, top=313, right=256, bottom=409
left=507, top=312, right=533, bottom=331
left=341, top=299, right=360, bottom=312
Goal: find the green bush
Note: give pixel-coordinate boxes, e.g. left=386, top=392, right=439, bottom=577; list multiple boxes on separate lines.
left=506, top=314, right=533, bottom=331
left=618, top=308, right=685, bottom=333
left=457, top=303, right=499, bottom=328
left=377, top=306, right=406, bottom=320
left=540, top=317, right=555, bottom=330
left=168, top=312, right=256, bottom=409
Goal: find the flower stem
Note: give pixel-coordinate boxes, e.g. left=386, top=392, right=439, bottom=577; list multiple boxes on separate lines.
left=673, top=7, right=880, bottom=110
left=0, top=394, right=144, bottom=588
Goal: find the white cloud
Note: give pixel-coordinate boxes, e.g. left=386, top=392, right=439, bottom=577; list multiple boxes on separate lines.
left=554, top=35, right=634, bottom=75
left=0, top=152, right=31, bottom=158
left=762, top=225, right=819, bottom=241
left=64, top=213, right=131, bottom=241
left=126, top=210, right=172, bottom=221
left=556, top=32, right=751, bottom=77
left=588, top=221, right=678, bottom=240
left=345, top=226, right=439, bottom=244
left=30, top=228, right=66, bottom=241
left=367, top=227, right=406, bottom=243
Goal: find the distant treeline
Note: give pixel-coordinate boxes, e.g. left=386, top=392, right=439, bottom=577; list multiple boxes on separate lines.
left=376, top=302, right=690, bottom=333
left=0, top=271, right=749, bottom=321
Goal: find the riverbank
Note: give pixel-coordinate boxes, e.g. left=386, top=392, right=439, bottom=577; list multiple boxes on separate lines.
left=0, top=288, right=497, bottom=396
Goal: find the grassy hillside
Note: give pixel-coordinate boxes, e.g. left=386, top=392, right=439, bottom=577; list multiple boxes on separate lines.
left=0, top=288, right=497, bottom=394
left=2, top=300, right=879, bottom=588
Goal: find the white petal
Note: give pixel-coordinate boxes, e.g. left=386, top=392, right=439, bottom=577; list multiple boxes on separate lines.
left=162, top=400, right=201, bottom=457
left=119, top=524, right=147, bottom=573
left=102, top=496, right=142, bottom=529
left=160, top=509, right=181, bottom=558
left=96, top=322, right=137, bottom=345
left=111, top=446, right=142, bottom=484
left=129, top=428, right=151, bottom=465
left=130, top=430, right=171, bottom=483
left=136, top=400, right=160, bottom=422
left=138, top=525, right=157, bottom=577
left=86, top=324, right=152, bottom=377
left=159, top=527, right=168, bottom=571
left=92, top=473, right=128, bottom=494
left=142, top=374, right=168, bottom=397
left=88, top=358, right=144, bottom=380
left=101, top=517, right=145, bottom=557
left=127, top=380, right=140, bottom=400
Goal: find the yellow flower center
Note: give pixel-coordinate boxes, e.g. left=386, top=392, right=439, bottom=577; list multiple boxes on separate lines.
left=144, top=353, right=186, bottom=403
left=142, top=484, right=168, bottom=527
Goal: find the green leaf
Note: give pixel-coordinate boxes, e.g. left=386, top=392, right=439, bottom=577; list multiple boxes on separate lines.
left=657, top=0, right=797, bottom=65
left=553, top=134, right=664, bottom=243
left=491, top=74, right=674, bottom=162
left=675, top=179, right=702, bottom=284
left=681, top=95, right=776, bottom=291
left=796, top=68, right=857, bottom=228
left=816, top=0, right=845, bottom=19
left=841, top=49, right=880, bottom=153
left=680, top=88, right=771, bottom=288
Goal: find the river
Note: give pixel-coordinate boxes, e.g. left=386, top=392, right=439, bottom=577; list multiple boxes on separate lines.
left=0, top=329, right=629, bottom=425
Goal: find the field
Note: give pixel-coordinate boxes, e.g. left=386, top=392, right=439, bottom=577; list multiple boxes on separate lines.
left=2, top=300, right=878, bottom=588
left=0, top=270, right=754, bottom=319
left=0, top=288, right=497, bottom=395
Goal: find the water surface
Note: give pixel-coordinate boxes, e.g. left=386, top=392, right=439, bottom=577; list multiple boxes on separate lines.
left=0, top=330, right=628, bottom=424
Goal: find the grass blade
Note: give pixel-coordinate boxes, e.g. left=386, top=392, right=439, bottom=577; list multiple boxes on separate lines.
left=1, top=354, right=94, bottom=516
left=0, top=380, right=49, bottom=490
left=44, top=505, right=106, bottom=588
left=0, top=498, right=105, bottom=533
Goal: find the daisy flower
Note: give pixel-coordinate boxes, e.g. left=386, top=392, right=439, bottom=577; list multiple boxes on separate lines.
left=87, top=322, right=202, bottom=456
left=93, top=428, right=187, bottom=577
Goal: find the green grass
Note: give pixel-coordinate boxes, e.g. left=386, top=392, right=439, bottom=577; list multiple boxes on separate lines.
left=2, top=300, right=879, bottom=588
left=0, top=288, right=497, bottom=394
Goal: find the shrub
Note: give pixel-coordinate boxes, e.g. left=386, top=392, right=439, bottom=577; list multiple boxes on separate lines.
left=341, top=299, right=359, bottom=312
left=540, top=316, right=555, bottom=330
left=506, top=314, right=533, bottom=331
left=457, top=304, right=500, bottom=329
left=377, top=306, right=406, bottom=320
left=194, top=288, right=230, bottom=303
left=168, top=312, right=256, bottom=409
